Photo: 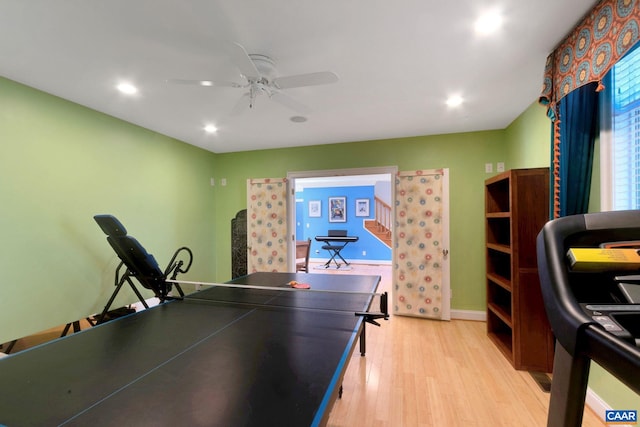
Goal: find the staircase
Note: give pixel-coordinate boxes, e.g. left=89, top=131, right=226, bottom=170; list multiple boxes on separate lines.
left=365, top=220, right=392, bottom=247
left=364, top=197, right=392, bottom=248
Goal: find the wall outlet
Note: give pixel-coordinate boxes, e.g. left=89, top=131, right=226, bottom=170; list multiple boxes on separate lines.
left=221, top=178, right=227, bottom=186
left=497, top=162, right=505, bottom=172
left=362, top=250, right=367, bottom=256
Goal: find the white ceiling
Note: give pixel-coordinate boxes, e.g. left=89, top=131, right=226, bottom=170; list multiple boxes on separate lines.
left=0, top=1, right=596, bottom=154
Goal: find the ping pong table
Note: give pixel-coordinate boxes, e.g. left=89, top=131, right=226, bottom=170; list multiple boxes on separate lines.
left=0, top=272, right=382, bottom=427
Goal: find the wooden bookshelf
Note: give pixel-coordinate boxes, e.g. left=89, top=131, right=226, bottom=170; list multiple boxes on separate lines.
left=485, top=168, right=554, bottom=372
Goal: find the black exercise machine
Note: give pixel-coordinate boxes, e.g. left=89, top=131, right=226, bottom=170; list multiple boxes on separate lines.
left=537, top=210, right=640, bottom=427
left=94, top=214, right=193, bottom=323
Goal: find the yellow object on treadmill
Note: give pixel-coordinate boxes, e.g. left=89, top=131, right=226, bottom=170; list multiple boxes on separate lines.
left=567, top=248, right=640, bottom=271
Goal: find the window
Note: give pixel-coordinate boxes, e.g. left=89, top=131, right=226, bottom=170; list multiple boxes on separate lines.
left=602, top=44, right=640, bottom=211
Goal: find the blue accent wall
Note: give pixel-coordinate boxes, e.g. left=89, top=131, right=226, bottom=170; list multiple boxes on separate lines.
left=296, top=185, right=391, bottom=262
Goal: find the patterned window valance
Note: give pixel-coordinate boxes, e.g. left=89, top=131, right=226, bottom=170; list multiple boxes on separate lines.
left=539, top=0, right=640, bottom=118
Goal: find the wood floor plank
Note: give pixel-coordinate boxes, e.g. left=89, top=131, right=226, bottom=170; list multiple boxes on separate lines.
left=323, top=263, right=605, bottom=427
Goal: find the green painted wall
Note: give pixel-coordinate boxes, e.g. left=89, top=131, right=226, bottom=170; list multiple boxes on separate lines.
left=505, top=101, right=637, bottom=417
left=504, top=102, right=552, bottom=169
left=0, top=77, right=217, bottom=344
left=213, top=131, right=507, bottom=311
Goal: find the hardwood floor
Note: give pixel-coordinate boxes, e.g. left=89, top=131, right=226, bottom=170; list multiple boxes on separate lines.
left=312, top=263, right=605, bottom=427
left=5, top=263, right=606, bottom=426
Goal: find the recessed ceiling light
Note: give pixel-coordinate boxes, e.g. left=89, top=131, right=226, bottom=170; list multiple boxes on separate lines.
left=204, top=124, right=218, bottom=133
left=116, top=82, right=138, bottom=95
left=475, top=10, right=503, bottom=35
left=290, top=116, right=307, bottom=123
left=446, top=95, right=464, bottom=108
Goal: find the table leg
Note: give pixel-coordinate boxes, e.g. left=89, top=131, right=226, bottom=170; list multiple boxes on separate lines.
left=360, top=321, right=366, bottom=356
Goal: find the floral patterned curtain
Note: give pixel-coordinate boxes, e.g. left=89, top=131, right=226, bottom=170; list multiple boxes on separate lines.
left=539, top=0, right=640, bottom=217
left=247, top=178, right=288, bottom=273
left=540, top=0, right=639, bottom=113
left=393, top=169, right=447, bottom=319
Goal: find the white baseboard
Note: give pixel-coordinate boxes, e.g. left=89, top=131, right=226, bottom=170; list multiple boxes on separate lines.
left=451, top=309, right=486, bottom=321
left=586, top=388, right=609, bottom=424
left=585, top=387, right=631, bottom=426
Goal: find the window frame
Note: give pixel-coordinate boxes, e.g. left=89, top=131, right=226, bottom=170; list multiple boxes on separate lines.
left=599, top=42, right=640, bottom=212
left=600, top=72, right=614, bottom=211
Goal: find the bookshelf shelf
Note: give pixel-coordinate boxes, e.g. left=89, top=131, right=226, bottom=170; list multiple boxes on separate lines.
left=486, top=272, right=511, bottom=291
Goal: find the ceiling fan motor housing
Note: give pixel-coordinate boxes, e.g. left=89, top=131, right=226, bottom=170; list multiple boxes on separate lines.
left=248, top=54, right=276, bottom=81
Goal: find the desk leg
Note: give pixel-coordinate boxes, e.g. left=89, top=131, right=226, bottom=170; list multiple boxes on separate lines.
left=547, top=340, right=590, bottom=427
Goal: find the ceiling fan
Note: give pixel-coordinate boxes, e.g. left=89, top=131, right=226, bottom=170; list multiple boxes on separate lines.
left=169, top=42, right=339, bottom=114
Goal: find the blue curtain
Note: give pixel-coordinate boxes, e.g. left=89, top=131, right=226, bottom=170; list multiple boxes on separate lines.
left=555, top=82, right=599, bottom=217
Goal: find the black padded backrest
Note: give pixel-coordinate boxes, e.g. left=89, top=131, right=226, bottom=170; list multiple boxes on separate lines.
left=328, top=230, right=347, bottom=237
left=95, top=215, right=165, bottom=293
left=107, top=236, right=164, bottom=278
left=95, top=214, right=127, bottom=237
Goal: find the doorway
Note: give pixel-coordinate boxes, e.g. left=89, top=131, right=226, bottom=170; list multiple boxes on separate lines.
left=291, top=169, right=394, bottom=269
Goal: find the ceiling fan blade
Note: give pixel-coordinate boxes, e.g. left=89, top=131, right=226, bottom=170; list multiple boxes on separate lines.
left=230, top=92, right=251, bottom=115
left=273, top=71, right=338, bottom=89
left=270, top=92, right=312, bottom=115
left=226, top=42, right=261, bottom=81
left=166, top=78, right=241, bottom=88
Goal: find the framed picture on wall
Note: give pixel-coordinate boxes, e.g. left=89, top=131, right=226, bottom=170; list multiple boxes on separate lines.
left=308, top=200, right=321, bottom=217
left=329, top=196, right=346, bottom=222
left=355, top=198, right=370, bottom=217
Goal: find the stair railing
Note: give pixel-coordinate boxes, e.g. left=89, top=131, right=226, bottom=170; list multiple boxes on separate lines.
left=374, top=196, right=392, bottom=236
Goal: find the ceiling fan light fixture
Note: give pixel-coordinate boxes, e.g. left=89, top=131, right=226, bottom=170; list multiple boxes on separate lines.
left=204, top=124, right=218, bottom=133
